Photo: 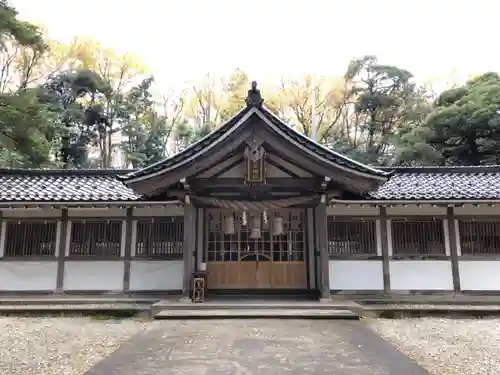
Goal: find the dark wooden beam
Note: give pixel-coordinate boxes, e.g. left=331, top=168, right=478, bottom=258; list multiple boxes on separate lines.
left=192, top=152, right=244, bottom=179
left=189, top=177, right=320, bottom=189
left=266, top=157, right=300, bottom=178
left=267, top=153, right=313, bottom=178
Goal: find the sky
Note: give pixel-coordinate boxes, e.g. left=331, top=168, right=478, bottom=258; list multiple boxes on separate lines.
left=9, top=0, right=500, bottom=93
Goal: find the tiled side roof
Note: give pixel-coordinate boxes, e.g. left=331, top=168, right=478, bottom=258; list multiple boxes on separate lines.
left=369, top=166, right=500, bottom=200
left=2, top=166, right=500, bottom=202
left=0, top=169, right=140, bottom=202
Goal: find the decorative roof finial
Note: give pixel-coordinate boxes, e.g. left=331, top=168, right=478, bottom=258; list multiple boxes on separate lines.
left=245, top=81, right=264, bottom=108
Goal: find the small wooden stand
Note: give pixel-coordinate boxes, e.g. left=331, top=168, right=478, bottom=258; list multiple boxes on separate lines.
left=192, top=271, right=207, bottom=303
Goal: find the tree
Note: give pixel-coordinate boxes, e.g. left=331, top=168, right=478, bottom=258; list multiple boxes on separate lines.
left=219, top=69, right=250, bottom=121
left=392, top=88, right=440, bottom=165
left=120, top=77, right=180, bottom=168
left=0, top=1, right=59, bottom=168
left=345, top=55, right=416, bottom=164
left=62, top=37, right=149, bottom=168
left=420, top=73, right=500, bottom=165
left=0, top=88, right=57, bottom=167
left=184, top=73, right=223, bottom=128
left=40, top=68, right=111, bottom=168
left=0, top=0, right=46, bottom=92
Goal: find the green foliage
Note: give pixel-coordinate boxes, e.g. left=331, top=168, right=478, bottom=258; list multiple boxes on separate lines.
left=3, top=0, right=500, bottom=170
left=40, top=68, right=111, bottom=168
left=0, top=88, right=57, bottom=167
left=344, top=55, right=416, bottom=164
left=120, top=77, right=172, bottom=167
left=423, top=72, right=500, bottom=165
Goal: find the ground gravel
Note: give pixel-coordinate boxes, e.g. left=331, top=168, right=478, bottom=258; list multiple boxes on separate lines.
left=0, top=317, right=149, bottom=375
left=369, top=318, right=500, bottom=375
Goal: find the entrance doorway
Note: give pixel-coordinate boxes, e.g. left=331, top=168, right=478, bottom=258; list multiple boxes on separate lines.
left=205, top=208, right=308, bottom=290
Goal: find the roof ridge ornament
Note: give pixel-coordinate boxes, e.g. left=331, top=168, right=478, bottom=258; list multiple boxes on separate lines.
left=245, top=81, right=264, bottom=108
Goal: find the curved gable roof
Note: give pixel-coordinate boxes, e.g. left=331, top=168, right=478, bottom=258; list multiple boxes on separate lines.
left=120, top=82, right=391, bottom=188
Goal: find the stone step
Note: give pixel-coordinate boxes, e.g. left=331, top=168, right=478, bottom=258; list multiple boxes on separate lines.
left=154, top=308, right=359, bottom=319
left=0, top=303, right=150, bottom=312
left=152, top=300, right=362, bottom=311
left=0, top=297, right=158, bottom=306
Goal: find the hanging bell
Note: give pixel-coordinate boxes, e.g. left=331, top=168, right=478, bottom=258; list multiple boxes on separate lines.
left=223, top=216, right=235, bottom=235
left=250, top=216, right=261, bottom=239
left=250, top=227, right=261, bottom=239
left=272, top=216, right=284, bottom=236
left=242, top=211, right=247, bottom=226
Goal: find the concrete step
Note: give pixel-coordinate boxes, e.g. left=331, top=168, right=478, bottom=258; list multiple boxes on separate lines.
left=154, top=308, right=359, bottom=319
left=0, top=297, right=158, bottom=306
left=152, top=300, right=362, bottom=311
left=0, top=303, right=150, bottom=313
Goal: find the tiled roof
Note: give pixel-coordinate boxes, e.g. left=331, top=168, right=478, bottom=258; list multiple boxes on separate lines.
left=369, top=166, right=500, bottom=200
left=121, top=105, right=390, bottom=182
left=1, top=166, right=500, bottom=203
left=0, top=169, right=140, bottom=202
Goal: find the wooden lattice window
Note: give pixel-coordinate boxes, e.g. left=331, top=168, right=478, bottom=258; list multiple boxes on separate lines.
left=459, top=220, right=500, bottom=255
left=206, top=209, right=305, bottom=262
left=391, top=220, right=445, bottom=255
left=135, top=217, right=183, bottom=257
left=327, top=218, right=377, bottom=255
left=69, top=220, right=122, bottom=257
left=4, top=221, right=57, bottom=257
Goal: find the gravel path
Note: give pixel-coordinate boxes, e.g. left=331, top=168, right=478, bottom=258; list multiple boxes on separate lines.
left=369, top=318, right=500, bottom=375
left=3, top=316, right=499, bottom=375
left=0, top=317, right=148, bottom=375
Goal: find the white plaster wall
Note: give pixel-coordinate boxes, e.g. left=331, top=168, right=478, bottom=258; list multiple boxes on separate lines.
left=459, top=261, right=500, bottom=290
left=390, top=260, right=453, bottom=290
left=327, top=205, right=379, bottom=216
left=129, top=260, right=183, bottom=291
left=0, top=261, right=57, bottom=291
left=63, top=261, right=124, bottom=291
left=329, top=260, right=384, bottom=290
left=133, top=206, right=184, bottom=217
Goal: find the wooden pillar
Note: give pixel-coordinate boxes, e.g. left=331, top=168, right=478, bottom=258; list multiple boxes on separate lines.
left=181, top=202, right=196, bottom=300
left=379, top=206, right=391, bottom=294
left=55, top=209, right=69, bottom=294
left=314, top=198, right=329, bottom=300
left=447, top=206, right=461, bottom=293
left=306, top=208, right=316, bottom=289
left=0, top=211, right=4, bottom=258
left=196, top=208, right=204, bottom=270
left=122, top=207, right=134, bottom=293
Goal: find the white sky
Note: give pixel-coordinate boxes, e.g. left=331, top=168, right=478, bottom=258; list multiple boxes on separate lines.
left=10, top=0, right=500, bottom=92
